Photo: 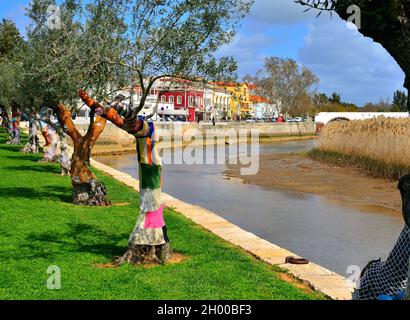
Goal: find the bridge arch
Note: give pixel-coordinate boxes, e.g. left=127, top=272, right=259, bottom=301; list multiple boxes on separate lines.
left=328, top=117, right=350, bottom=123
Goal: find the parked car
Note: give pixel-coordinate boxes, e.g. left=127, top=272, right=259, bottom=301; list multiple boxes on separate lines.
left=158, top=117, right=173, bottom=122
left=174, top=116, right=187, bottom=122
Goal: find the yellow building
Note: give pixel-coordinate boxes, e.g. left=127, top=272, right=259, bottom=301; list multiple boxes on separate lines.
left=214, top=82, right=251, bottom=120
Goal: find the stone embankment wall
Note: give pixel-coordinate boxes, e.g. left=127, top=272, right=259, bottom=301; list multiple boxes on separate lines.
left=74, top=122, right=317, bottom=155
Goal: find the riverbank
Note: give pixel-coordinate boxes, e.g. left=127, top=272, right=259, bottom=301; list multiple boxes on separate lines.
left=225, top=153, right=402, bottom=216
left=69, top=122, right=317, bottom=156
left=0, top=129, right=322, bottom=300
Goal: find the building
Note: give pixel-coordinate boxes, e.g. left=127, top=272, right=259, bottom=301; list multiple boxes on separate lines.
left=75, top=79, right=252, bottom=123
left=214, top=82, right=251, bottom=120
left=250, top=95, right=280, bottom=119
left=212, top=85, right=231, bottom=120
left=157, top=78, right=205, bottom=122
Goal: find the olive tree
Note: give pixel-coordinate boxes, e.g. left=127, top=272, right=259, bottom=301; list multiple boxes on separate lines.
left=0, top=19, right=25, bottom=133
left=79, top=0, right=253, bottom=264
left=26, top=0, right=128, bottom=206
left=252, top=57, right=319, bottom=117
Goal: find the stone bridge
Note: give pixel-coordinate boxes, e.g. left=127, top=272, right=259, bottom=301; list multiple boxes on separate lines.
left=315, top=112, right=409, bottom=125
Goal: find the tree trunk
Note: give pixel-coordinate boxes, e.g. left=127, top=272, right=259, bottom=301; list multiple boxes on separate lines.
left=57, top=131, right=71, bottom=176
left=41, top=126, right=52, bottom=147
left=39, top=125, right=60, bottom=163
left=54, top=103, right=111, bottom=206
left=79, top=90, right=173, bottom=264
left=116, top=243, right=173, bottom=265
left=70, top=151, right=111, bottom=206
left=21, top=118, right=39, bottom=153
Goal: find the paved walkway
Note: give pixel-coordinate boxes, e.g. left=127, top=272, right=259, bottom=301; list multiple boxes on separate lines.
left=90, top=158, right=356, bottom=300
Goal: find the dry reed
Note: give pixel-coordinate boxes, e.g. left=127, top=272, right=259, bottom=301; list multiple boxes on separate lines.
left=310, top=117, right=410, bottom=180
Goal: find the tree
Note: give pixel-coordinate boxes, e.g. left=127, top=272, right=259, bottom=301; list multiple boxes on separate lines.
left=253, top=57, right=319, bottom=117
left=25, top=0, right=129, bottom=206
left=25, top=0, right=252, bottom=206
left=329, top=92, right=341, bottom=104
left=0, top=19, right=25, bottom=117
left=289, top=93, right=315, bottom=117
left=114, top=0, right=252, bottom=115
left=391, top=90, right=408, bottom=112
left=295, top=0, right=410, bottom=110
left=0, top=19, right=24, bottom=60
left=361, top=100, right=391, bottom=112
left=26, top=0, right=253, bottom=264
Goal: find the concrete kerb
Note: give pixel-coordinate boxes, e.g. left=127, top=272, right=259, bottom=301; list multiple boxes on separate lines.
left=89, top=156, right=356, bottom=300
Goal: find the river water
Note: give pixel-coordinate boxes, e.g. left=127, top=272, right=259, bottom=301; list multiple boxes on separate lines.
left=95, top=140, right=404, bottom=277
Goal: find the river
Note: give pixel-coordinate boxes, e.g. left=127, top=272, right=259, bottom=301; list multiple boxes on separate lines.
left=95, top=140, right=404, bottom=277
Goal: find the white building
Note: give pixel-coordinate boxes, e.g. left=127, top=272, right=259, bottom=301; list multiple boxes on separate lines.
left=250, top=95, right=280, bottom=119
left=212, top=86, right=231, bottom=120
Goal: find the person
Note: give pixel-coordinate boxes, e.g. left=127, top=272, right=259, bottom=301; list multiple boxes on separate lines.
left=212, top=116, right=216, bottom=127
left=353, top=174, right=410, bottom=300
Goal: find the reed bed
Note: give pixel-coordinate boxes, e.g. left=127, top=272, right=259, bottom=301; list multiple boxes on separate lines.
left=310, top=117, right=410, bottom=180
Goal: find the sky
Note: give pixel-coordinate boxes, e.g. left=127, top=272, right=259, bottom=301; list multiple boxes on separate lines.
left=0, top=0, right=406, bottom=107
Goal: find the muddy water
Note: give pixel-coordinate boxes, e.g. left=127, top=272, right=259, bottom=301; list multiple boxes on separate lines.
left=95, top=140, right=404, bottom=277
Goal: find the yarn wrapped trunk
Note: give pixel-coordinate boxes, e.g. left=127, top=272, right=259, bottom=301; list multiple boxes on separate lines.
left=6, top=120, right=20, bottom=145
left=21, top=117, right=39, bottom=153
left=39, top=125, right=60, bottom=163
left=79, top=90, right=172, bottom=264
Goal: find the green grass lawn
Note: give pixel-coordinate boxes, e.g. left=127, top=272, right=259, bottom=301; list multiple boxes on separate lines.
left=0, top=128, right=323, bottom=300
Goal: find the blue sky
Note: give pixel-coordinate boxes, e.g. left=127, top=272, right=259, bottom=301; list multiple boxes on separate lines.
left=1, top=0, right=406, bottom=106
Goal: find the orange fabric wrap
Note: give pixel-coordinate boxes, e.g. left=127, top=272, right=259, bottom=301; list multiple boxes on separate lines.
left=79, top=90, right=98, bottom=109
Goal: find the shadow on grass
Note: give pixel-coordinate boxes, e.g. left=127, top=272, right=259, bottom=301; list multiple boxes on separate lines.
left=5, top=154, right=43, bottom=163
left=0, top=144, right=24, bottom=153
left=4, top=223, right=129, bottom=261
left=4, top=164, right=61, bottom=174
left=0, top=186, right=72, bottom=203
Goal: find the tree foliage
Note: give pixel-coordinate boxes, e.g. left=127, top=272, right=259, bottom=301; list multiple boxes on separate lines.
left=25, top=0, right=128, bottom=108
left=253, top=57, right=319, bottom=116
left=391, top=90, right=408, bottom=112
left=24, top=0, right=253, bottom=113
left=0, top=19, right=25, bottom=113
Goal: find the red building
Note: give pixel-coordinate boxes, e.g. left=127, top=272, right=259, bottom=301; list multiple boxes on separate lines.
left=160, top=90, right=203, bottom=122
left=133, top=78, right=205, bottom=122
left=158, top=79, right=204, bottom=122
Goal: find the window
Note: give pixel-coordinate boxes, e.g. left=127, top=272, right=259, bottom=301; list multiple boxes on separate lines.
left=189, top=97, right=194, bottom=106
left=169, top=96, right=174, bottom=104
left=177, top=96, right=182, bottom=105
left=161, top=96, right=166, bottom=102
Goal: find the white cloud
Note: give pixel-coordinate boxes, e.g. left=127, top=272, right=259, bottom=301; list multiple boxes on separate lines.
left=5, top=4, right=30, bottom=36
left=298, top=17, right=405, bottom=106
left=217, top=32, right=275, bottom=77
left=247, top=0, right=318, bottom=26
